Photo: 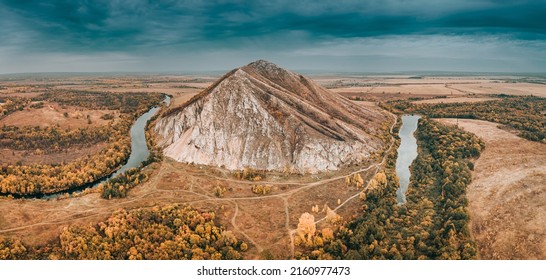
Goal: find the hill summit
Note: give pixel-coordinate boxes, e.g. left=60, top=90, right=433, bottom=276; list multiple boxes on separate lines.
left=154, top=60, right=388, bottom=173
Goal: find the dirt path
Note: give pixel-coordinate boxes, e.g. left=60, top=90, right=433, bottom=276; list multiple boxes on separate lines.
left=437, top=118, right=546, bottom=259
left=229, top=200, right=264, bottom=253
left=0, top=110, right=397, bottom=260
left=445, top=83, right=475, bottom=95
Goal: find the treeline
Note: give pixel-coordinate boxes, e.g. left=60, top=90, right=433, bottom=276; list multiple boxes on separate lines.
left=143, top=129, right=163, bottom=165
left=100, top=168, right=148, bottom=199
left=0, top=124, right=112, bottom=151
left=0, top=205, right=246, bottom=260
left=0, top=91, right=166, bottom=196
left=401, top=118, right=483, bottom=259
left=0, top=117, right=131, bottom=194
left=387, top=95, right=546, bottom=142
left=0, top=97, right=28, bottom=116
left=34, top=90, right=164, bottom=114
left=234, top=168, right=266, bottom=181
left=96, top=100, right=170, bottom=200
left=0, top=138, right=131, bottom=195
left=293, top=133, right=401, bottom=259
left=97, top=103, right=169, bottom=199
left=143, top=105, right=168, bottom=166
left=295, top=118, right=483, bottom=259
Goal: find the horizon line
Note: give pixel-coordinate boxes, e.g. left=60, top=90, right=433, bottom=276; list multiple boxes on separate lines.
left=2, top=70, right=546, bottom=77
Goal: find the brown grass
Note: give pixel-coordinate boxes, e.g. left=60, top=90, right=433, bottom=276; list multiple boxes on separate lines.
left=322, top=76, right=546, bottom=100
left=447, top=83, right=546, bottom=97
left=0, top=143, right=107, bottom=165
left=413, top=97, right=498, bottom=104
left=0, top=102, right=118, bottom=129
left=0, top=156, right=382, bottom=259
left=437, top=118, right=546, bottom=259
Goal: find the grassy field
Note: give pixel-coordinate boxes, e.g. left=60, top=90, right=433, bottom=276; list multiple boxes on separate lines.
left=438, top=119, right=546, bottom=259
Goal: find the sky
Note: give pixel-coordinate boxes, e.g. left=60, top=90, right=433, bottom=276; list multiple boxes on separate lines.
left=1, top=0, right=545, bottom=74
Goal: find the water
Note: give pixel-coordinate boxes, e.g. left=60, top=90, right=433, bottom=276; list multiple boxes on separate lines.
left=108, top=106, right=158, bottom=177
left=396, top=115, right=421, bottom=204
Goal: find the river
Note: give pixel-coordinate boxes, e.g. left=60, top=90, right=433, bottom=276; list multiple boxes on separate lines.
left=107, top=96, right=170, bottom=178
left=396, top=115, right=421, bottom=204
left=38, top=95, right=171, bottom=199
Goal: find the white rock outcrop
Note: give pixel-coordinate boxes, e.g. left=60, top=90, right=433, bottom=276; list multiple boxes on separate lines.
left=154, top=60, right=387, bottom=173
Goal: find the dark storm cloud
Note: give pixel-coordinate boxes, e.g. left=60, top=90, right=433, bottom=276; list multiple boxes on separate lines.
left=1, top=0, right=546, bottom=52
left=438, top=1, right=546, bottom=37
left=1, top=0, right=545, bottom=73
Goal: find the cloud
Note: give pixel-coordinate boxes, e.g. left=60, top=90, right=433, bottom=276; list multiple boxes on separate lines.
left=0, top=0, right=545, bottom=72
left=3, top=1, right=546, bottom=49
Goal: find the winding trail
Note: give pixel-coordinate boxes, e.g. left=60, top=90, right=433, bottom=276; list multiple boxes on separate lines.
left=0, top=109, right=398, bottom=260
left=229, top=201, right=263, bottom=253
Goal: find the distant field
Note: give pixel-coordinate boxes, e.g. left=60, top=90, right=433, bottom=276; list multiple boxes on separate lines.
left=319, top=75, right=546, bottom=100
left=0, top=76, right=208, bottom=168
left=332, top=84, right=456, bottom=96
left=48, top=77, right=210, bottom=108
left=413, top=97, right=498, bottom=104
left=448, top=82, right=546, bottom=97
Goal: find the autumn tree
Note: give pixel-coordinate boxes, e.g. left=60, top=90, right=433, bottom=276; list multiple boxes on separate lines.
left=296, top=213, right=316, bottom=247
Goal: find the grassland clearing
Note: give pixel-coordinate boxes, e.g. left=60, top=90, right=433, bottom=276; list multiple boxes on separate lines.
left=0, top=102, right=119, bottom=129
left=412, top=97, right=497, bottom=104
left=438, top=119, right=546, bottom=259
left=0, top=155, right=388, bottom=259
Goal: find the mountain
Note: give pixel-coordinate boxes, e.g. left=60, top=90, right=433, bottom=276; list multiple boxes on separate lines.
left=154, top=60, right=388, bottom=173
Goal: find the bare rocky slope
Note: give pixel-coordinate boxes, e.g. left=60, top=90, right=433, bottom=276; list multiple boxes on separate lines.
left=154, top=60, right=388, bottom=173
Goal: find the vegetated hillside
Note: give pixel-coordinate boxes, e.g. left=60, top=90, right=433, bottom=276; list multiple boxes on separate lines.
left=0, top=204, right=246, bottom=260
left=155, top=60, right=388, bottom=173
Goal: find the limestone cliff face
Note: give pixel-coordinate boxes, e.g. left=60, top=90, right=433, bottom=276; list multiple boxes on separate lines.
left=154, top=60, right=388, bottom=173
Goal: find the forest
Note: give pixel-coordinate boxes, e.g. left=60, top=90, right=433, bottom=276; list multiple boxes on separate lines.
left=387, top=95, right=546, bottom=142
left=0, top=123, right=112, bottom=150
left=0, top=90, right=164, bottom=196
left=0, top=204, right=246, bottom=260
left=0, top=97, right=28, bottom=116
left=0, top=138, right=131, bottom=195
left=34, top=90, right=164, bottom=114
left=294, top=118, right=483, bottom=259
left=100, top=167, right=148, bottom=199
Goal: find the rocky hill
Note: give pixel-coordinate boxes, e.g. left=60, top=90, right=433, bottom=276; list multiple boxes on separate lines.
left=154, top=60, right=388, bottom=173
